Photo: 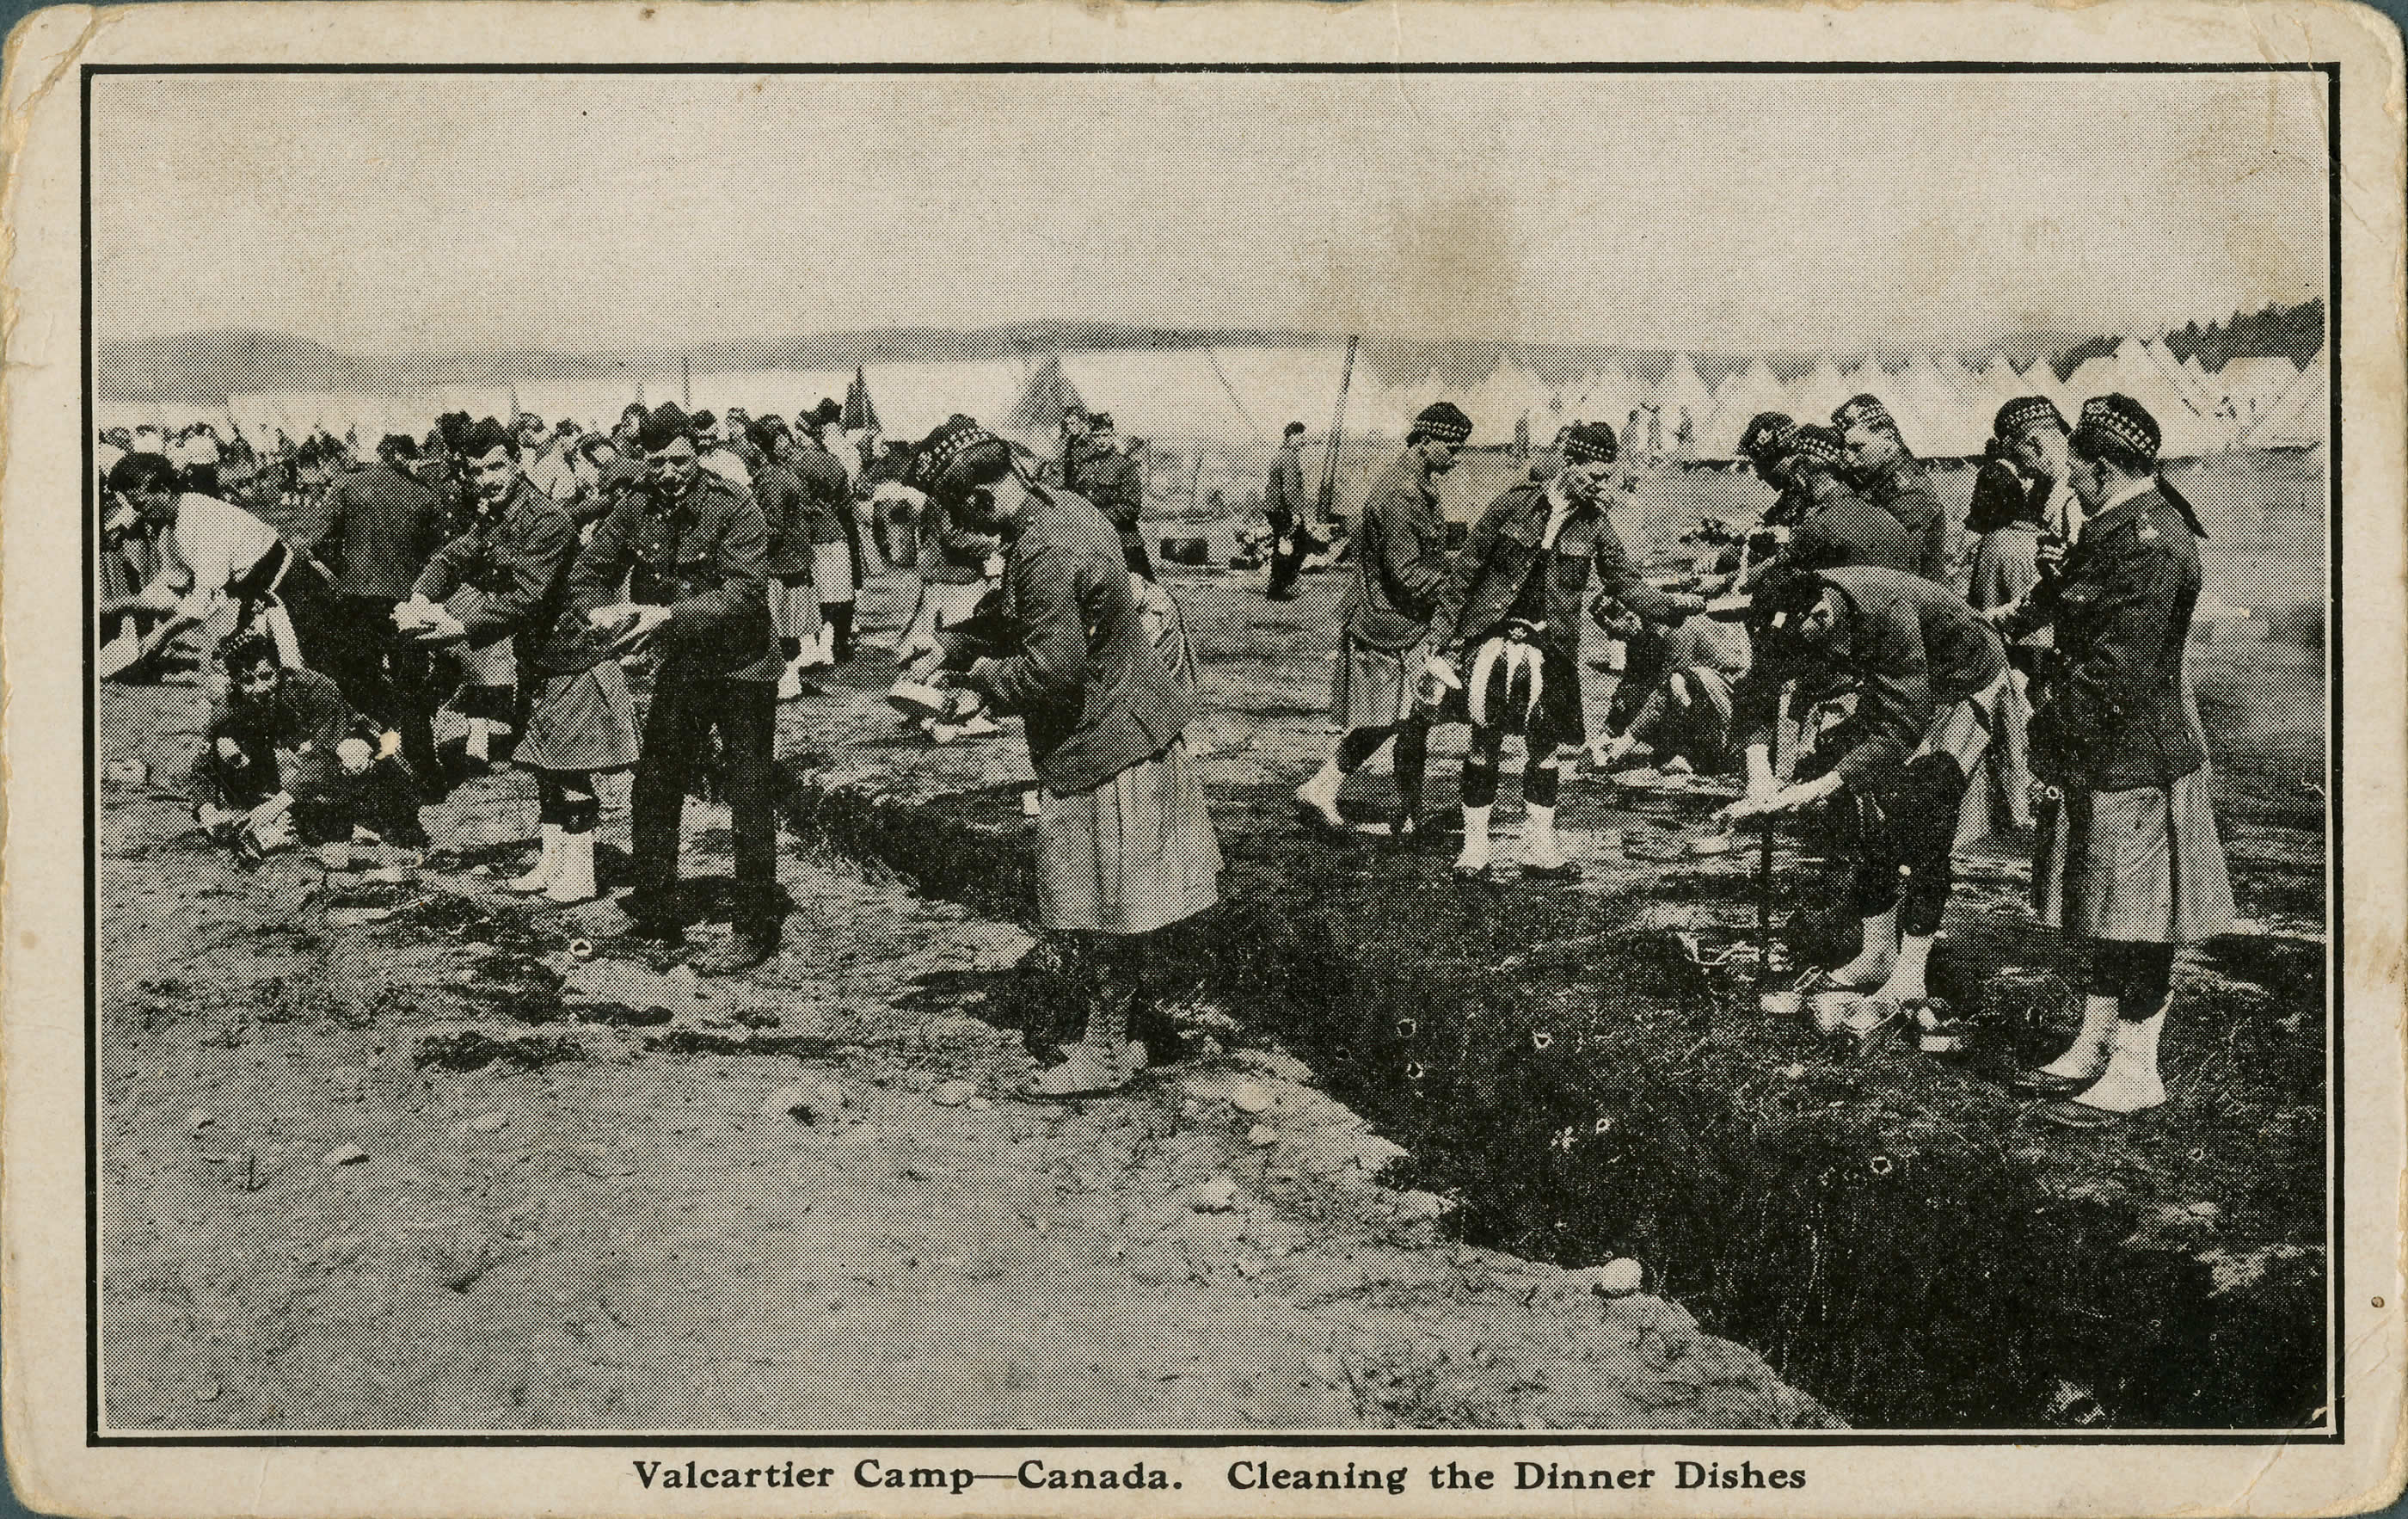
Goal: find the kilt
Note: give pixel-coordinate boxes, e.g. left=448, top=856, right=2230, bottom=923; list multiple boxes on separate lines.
left=513, top=661, right=642, bottom=774
left=1330, top=631, right=1436, bottom=733
left=1036, top=738, right=1223, bottom=936
left=1433, top=638, right=1585, bottom=747
left=813, top=540, right=855, bottom=603
left=771, top=576, right=820, bottom=640
left=2034, top=766, right=2235, bottom=944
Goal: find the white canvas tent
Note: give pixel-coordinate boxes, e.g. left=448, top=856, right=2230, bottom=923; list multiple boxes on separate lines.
left=1057, top=349, right=1256, bottom=444
left=2239, top=360, right=2326, bottom=449
left=2212, top=357, right=2302, bottom=425
left=1698, top=360, right=1791, bottom=457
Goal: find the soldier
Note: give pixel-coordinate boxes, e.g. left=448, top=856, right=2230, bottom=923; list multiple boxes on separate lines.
left=190, top=630, right=428, bottom=860
left=1263, top=421, right=1312, bottom=600
left=900, top=422, right=1219, bottom=1097
left=1741, top=425, right=1917, bottom=605
left=1292, top=400, right=1472, bottom=843
left=401, top=416, right=613, bottom=901
left=1078, top=412, right=1150, bottom=579
left=1425, top=422, right=1704, bottom=878
left=2001, top=394, right=2233, bottom=1128
left=301, top=433, right=449, bottom=799
left=790, top=418, right=859, bottom=666
left=1726, top=565, right=2021, bottom=1030
left=1833, top=393, right=1953, bottom=586
left=574, top=403, right=783, bottom=975
left=746, top=418, right=817, bottom=700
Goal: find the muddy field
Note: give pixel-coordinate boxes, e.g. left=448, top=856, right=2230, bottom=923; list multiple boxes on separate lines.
left=98, top=452, right=2326, bottom=1432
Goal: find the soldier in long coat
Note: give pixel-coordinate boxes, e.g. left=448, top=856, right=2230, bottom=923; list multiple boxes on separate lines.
left=904, top=422, right=1220, bottom=1098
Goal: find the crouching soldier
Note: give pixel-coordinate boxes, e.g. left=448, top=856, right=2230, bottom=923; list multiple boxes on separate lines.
left=1592, top=600, right=1752, bottom=776
left=1725, top=567, right=2021, bottom=1030
left=192, top=630, right=428, bottom=859
left=1425, top=422, right=1704, bottom=879
left=900, top=421, right=1221, bottom=1098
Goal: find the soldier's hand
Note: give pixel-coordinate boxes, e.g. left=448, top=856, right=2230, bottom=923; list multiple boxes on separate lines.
left=1422, top=653, right=1463, bottom=692
left=2035, top=533, right=2069, bottom=579
left=216, top=736, right=246, bottom=764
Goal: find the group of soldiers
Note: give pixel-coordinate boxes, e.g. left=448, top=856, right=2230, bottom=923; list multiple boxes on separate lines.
left=101, top=366, right=2237, bottom=1115
left=1284, top=387, right=2233, bottom=1128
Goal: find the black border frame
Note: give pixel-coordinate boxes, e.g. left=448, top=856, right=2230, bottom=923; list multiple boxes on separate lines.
left=80, top=58, right=2346, bottom=1450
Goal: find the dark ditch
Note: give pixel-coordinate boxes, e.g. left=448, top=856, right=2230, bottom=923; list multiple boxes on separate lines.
left=775, top=760, right=2328, bottom=1431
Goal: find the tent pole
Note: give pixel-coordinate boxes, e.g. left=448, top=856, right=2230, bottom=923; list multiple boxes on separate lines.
left=1317, top=335, right=1358, bottom=526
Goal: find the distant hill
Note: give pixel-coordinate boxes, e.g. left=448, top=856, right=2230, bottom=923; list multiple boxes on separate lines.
left=98, top=307, right=2325, bottom=404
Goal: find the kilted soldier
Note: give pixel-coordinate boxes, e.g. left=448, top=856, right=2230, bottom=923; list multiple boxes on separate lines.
left=748, top=419, right=817, bottom=700
left=1727, top=565, right=2021, bottom=1025
left=900, top=425, right=1220, bottom=1098
left=402, top=417, right=631, bottom=903
left=1264, top=421, right=1312, bottom=600
left=575, top=403, right=784, bottom=974
left=1293, top=401, right=1473, bottom=842
left=1983, top=395, right=2082, bottom=691
left=1833, top=393, right=1954, bottom=586
left=791, top=421, right=858, bottom=666
left=1426, top=422, right=1705, bottom=878
left=2002, top=395, right=2234, bottom=1128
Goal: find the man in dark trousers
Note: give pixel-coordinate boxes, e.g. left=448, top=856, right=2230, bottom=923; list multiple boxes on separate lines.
left=1833, top=394, right=1953, bottom=587
left=574, top=403, right=783, bottom=975
left=1264, top=421, right=1312, bottom=600
left=1078, top=412, right=1150, bottom=579
left=301, top=433, right=449, bottom=797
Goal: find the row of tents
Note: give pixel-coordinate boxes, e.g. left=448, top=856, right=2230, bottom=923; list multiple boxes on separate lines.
left=96, top=338, right=2327, bottom=461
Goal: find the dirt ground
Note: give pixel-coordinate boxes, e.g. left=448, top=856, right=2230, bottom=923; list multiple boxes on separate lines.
left=97, top=675, right=1831, bottom=1432
left=97, top=452, right=2327, bottom=1431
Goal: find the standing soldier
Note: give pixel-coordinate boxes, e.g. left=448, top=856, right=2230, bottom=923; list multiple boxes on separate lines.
left=575, top=403, right=784, bottom=975
left=1834, top=393, right=1954, bottom=587
left=1740, top=425, right=1918, bottom=604
left=1292, top=401, right=1472, bottom=843
left=746, top=418, right=816, bottom=700
left=1079, top=412, right=1150, bottom=579
left=791, top=418, right=859, bottom=666
left=400, top=417, right=611, bottom=900
left=1263, top=421, right=1311, bottom=600
left=302, top=433, right=449, bottom=799
left=1725, top=565, right=2020, bottom=1031
left=2001, top=395, right=2233, bottom=1128
left=901, top=423, right=1219, bottom=1098
left=1425, top=423, right=1704, bottom=878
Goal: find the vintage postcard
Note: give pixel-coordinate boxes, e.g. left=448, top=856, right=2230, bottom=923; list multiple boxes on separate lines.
left=3, top=1, right=2403, bottom=1515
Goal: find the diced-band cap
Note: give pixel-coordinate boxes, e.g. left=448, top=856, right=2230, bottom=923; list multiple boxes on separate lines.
left=1738, top=411, right=1797, bottom=466
left=1831, top=393, right=1896, bottom=434
left=1411, top=401, right=1472, bottom=444
left=2073, top=392, right=2159, bottom=464
left=1786, top=424, right=1849, bottom=473
left=1561, top=421, right=1619, bottom=464
left=1993, top=396, right=2067, bottom=442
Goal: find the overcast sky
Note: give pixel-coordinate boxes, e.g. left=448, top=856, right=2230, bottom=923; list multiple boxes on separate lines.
left=92, top=70, right=2327, bottom=356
